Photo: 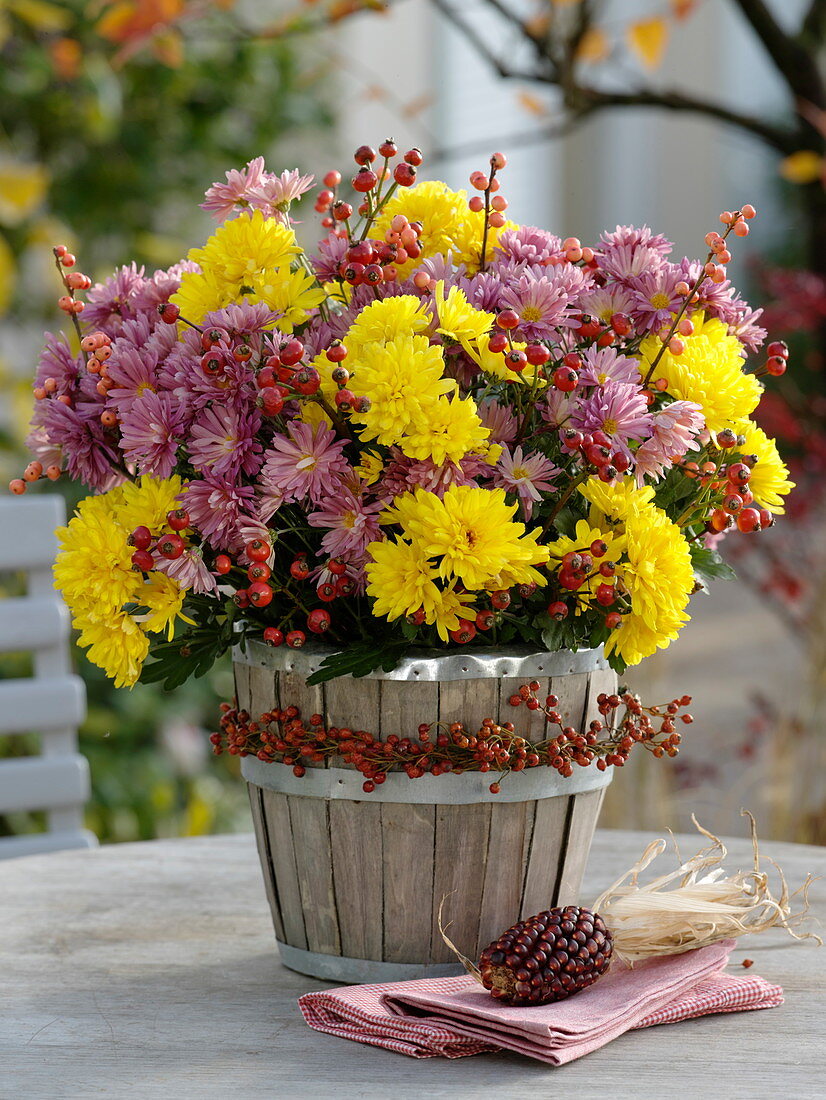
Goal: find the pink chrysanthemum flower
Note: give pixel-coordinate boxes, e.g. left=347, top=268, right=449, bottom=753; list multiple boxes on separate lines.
left=187, top=405, right=263, bottom=479
left=493, top=446, right=559, bottom=519
left=154, top=545, right=217, bottom=595
left=201, top=156, right=268, bottom=220
left=35, top=333, right=83, bottom=397
left=597, top=225, right=672, bottom=279
left=119, top=391, right=186, bottom=479
left=130, top=262, right=197, bottom=316
left=573, top=381, right=653, bottom=458
left=252, top=169, right=315, bottom=214
left=578, top=345, right=641, bottom=389
left=259, top=421, right=349, bottom=507
left=106, top=346, right=159, bottom=415
left=494, top=226, right=562, bottom=266
left=540, top=387, right=576, bottom=429
left=479, top=399, right=518, bottom=443
left=307, top=487, right=384, bottom=564
left=182, top=474, right=257, bottom=551
left=82, top=264, right=147, bottom=337
left=377, top=448, right=493, bottom=500
left=499, top=275, right=571, bottom=340
left=577, top=284, right=636, bottom=330
left=31, top=399, right=121, bottom=491
left=727, top=302, right=767, bottom=354
left=634, top=400, right=704, bottom=485
left=627, top=267, right=684, bottom=333
left=312, top=233, right=349, bottom=283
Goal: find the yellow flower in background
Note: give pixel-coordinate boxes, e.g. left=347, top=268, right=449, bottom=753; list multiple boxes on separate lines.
left=400, top=389, right=490, bottom=466
left=354, top=449, right=385, bottom=485
left=387, top=484, right=549, bottom=590
left=188, top=209, right=298, bottom=285
left=736, top=421, right=795, bottom=514
left=639, top=314, right=762, bottom=433
left=75, top=610, right=150, bottom=690
left=0, top=232, right=14, bottom=315
left=0, top=159, right=48, bottom=225
left=365, top=537, right=473, bottom=640
left=433, top=282, right=494, bottom=353
left=350, top=334, right=453, bottom=447
left=345, top=294, right=430, bottom=357
left=251, top=265, right=326, bottom=332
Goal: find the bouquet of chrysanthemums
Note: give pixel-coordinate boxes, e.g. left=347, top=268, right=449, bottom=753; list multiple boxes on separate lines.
left=12, top=143, right=793, bottom=689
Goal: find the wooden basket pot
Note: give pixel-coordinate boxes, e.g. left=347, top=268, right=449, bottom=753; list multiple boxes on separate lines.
left=234, top=642, right=616, bottom=983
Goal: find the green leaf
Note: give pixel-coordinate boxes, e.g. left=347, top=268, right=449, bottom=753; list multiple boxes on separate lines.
left=541, top=617, right=578, bottom=652
left=305, top=640, right=409, bottom=685
left=689, top=543, right=736, bottom=588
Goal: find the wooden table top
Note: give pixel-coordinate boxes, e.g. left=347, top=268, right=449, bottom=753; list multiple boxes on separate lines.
left=1, top=830, right=824, bottom=1098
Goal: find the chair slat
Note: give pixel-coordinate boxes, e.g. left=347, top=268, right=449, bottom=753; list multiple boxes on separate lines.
left=0, top=597, right=70, bottom=653
left=0, top=829, right=97, bottom=858
left=0, top=676, right=86, bottom=735
left=0, top=754, right=91, bottom=814
left=0, top=496, right=64, bottom=571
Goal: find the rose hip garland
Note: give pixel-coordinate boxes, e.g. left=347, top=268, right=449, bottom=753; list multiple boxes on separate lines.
left=211, top=684, right=692, bottom=793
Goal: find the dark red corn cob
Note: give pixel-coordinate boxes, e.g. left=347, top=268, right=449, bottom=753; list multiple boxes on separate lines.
left=479, top=905, right=613, bottom=1006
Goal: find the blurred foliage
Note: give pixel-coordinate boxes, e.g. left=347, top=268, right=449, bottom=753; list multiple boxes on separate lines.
left=0, top=0, right=331, bottom=308
left=0, top=0, right=331, bottom=843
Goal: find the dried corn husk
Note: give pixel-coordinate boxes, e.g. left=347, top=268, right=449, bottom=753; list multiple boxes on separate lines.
left=592, top=812, right=821, bottom=965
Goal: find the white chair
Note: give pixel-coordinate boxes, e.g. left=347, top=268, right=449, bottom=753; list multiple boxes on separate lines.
left=0, top=494, right=96, bottom=858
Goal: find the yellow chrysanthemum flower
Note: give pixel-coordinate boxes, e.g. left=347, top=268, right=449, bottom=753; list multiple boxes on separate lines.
left=350, top=333, right=454, bottom=447
left=117, top=475, right=184, bottom=535
left=400, top=390, right=490, bottom=466
left=75, top=610, right=150, bottom=690
left=54, top=495, right=142, bottom=618
left=54, top=478, right=191, bottom=687
left=354, top=449, right=385, bottom=486
left=188, top=209, right=299, bottom=285
left=387, top=484, right=549, bottom=590
left=433, top=281, right=494, bottom=353
left=580, top=478, right=694, bottom=666
left=135, top=573, right=190, bottom=640
left=374, top=181, right=468, bottom=275
left=171, top=268, right=238, bottom=325
left=639, top=314, right=762, bottom=433
left=736, top=420, right=795, bottom=514
left=365, top=538, right=474, bottom=640
left=446, top=212, right=516, bottom=273
left=547, top=519, right=625, bottom=611
left=251, top=266, right=326, bottom=332
left=469, top=332, right=537, bottom=384
left=345, top=295, right=430, bottom=358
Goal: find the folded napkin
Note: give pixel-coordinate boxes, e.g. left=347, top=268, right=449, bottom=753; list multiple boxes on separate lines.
left=299, top=940, right=783, bottom=1065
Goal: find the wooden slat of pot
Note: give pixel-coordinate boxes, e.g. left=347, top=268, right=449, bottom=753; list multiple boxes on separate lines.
left=556, top=787, right=607, bottom=906
left=497, top=676, right=550, bottom=741
left=248, top=663, right=277, bottom=722
left=324, top=677, right=382, bottom=770
left=438, top=677, right=499, bottom=740
left=520, top=794, right=571, bottom=918
left=288, top=795, right=341, bottom=955
left=476, top=800, right=531, bottom=954
left=429, top=802, right=491, bottom=963
left=583, top=666, right=619, bottom=728
left=261, top=789, right=308, bottom=950
left=247, top=785, right=285, bottom=941
left=379, top=680, right=439, bottom=738
left=329, top=800, right=384, bottom=960
left=548, top=671, right=591, bottom=731
left=233, top=661, right=251, bottom=713
left=381, top=803, right=436, bottom=963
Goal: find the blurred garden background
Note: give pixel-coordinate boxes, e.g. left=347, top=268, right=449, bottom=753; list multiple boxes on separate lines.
left=2, top=0, right=825, bottom=845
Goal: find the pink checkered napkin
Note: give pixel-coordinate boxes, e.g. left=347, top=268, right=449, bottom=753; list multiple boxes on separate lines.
left=298, top=940, right=783, bottom=1065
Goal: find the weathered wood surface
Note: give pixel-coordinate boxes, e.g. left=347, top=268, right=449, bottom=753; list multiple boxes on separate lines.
left=0, top=832, right=823, bottom=1099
